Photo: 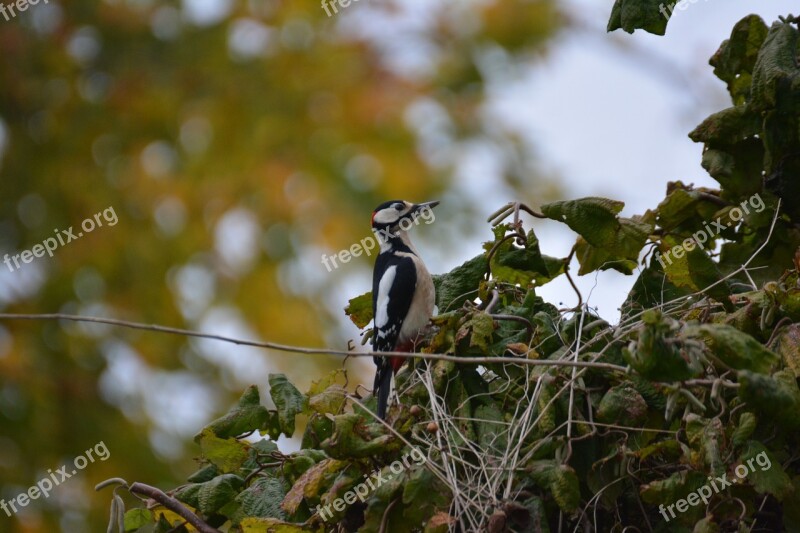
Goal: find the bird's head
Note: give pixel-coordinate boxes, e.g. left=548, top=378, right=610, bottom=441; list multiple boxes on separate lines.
left=371, top=200, right=439, bottom=234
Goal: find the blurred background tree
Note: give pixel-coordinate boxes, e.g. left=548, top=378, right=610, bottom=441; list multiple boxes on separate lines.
left=0, top=0, right=562, bottom=530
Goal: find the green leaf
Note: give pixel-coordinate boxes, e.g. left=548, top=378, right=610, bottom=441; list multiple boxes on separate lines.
left=177, top=473, right=244, bottom=516
left=541, top=197, right=624, bottom=248
left=709, top=15, right=768, bottom=103
left=623, top=257, right=691, bottom=316
left=738, top=370, right=800, bottom=429
left=307, top=369, right=346, bottom=396
left=240, top=517, right=312, bottom=532
left=741, top=441, right=793, bottom=500
left=361, top=473, right=406, bottom=533
left=689, top=106, right=761, bottom=146
left=659, top=235, right=733, bottom=310
left=320, top=414, right=396, bottom=458
left=596, top=382, right=648, bottom=426
left=684, top=415, right=724, bottom=476
left=468, top=311, right=494, bottom=352
left=269, top=374, right=309, bottom=438
left=232, top=477, right=289, bottom=524
left=308, top=385, right=347, bottom=415
left=423, top=512, right=457, bottom=533
left=623, top=310, right=698, bottom=381
left=187, top=463, right=221, bottom=483
left=692, top=515, right=720, bottom=533
left=696, top=140, right=764, bottom=197
left=123, top=509, right=153, bottom=531
left=687, top=323, right=779, bottom=373
left=474, top=402, right=508, bottom=453
left=196, top=385, right=270, bottom=441
left=657, top=187, right=703, bottom=230
left=344, top=291, right=373, bottom=329
left=526, top=460, right=580, bottom=514
left=784, top=477, right=800, bottom=533
left=731, top=412, right=756, bottom=447
left=281, top=458, right=346, bottom=515
left=283, top=450, right=328, bottom=483
left=771, top=323, right=800, bottom=377
left=301, top=413, right=335, bottom=449
left=750, top=19, right=800, bottom=111
left=402, top=466, right=450, bottom=524
left=536, top=382, right=557, bottom=435
left=196, top=428, right=250, bottom=473
left=487, top=228, right=565, bottom=286
left=306, top=370, right=347, bottom=415
left=541, top=198, right=651, bottom=275
left=432, top=254, right=488, bottom=311
left=551, top=464, right=580, bottom=514
left=574, top=237, right=636, bottom=275
left=607, top=0, right=669, bottom=36
left=636, top=439, right=682, bottom=462
left=575, top=218, right=651, bottom=275
left=640, top=470, right=707, bottom=507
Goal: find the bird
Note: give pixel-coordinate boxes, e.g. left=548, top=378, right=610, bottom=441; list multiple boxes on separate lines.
left=371, top=200, right=439, bottom=419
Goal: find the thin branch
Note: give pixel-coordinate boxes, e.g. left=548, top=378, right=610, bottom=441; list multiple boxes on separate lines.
left=480, top=289, right=500, bottom=313
left=0, top=313, right=628, bottom=373
left=766, top=316, right=793, bottom=347
left=562, top=247, right=583, bottom=310
left=488, top=313, right=534, bottom=341
left=128, top=482, right=218, bottom=533
left=379, top=498, right=399, bottom=533
left=681, top=378, right=739, bottom=389
left=484, top=233, right=519, bottom=278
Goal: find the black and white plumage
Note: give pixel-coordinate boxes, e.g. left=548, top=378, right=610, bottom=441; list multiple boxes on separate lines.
left=371, top=200, right=438, bottom=419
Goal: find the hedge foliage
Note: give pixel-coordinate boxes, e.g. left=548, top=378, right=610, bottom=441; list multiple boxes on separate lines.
left=101, top=7, right=800, bottom=533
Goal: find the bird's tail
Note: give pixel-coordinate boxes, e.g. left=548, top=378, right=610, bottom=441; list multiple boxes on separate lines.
left=374, top=361, right=393, bottom=420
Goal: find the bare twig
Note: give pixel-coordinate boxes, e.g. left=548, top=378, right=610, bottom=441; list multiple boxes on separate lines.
left=128, top=482, right=219, bottom=533
left=96, top=479, right=218, bottom=533
left=766, top=316, right=793, bottom=348
left=488, top=313, right=534, bottom=342
left=0, top=313, right=627, bottom=373
left=562, top=247, right=583, bottom=310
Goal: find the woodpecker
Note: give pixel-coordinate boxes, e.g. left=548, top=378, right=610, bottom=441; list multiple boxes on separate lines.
left=371, top=200, right=439, bottom=419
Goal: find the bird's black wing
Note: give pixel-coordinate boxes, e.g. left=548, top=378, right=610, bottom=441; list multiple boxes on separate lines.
left=372, top=253, right=416, bottom=419
left=371, top=253, right=417, bottom=354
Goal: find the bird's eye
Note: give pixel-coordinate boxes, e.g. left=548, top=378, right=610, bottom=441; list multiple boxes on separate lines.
left=395, top=203, right=404, bottom=211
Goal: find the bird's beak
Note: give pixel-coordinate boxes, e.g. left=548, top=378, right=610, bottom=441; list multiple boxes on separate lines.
left=414, top=200, right=440, bottom=211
